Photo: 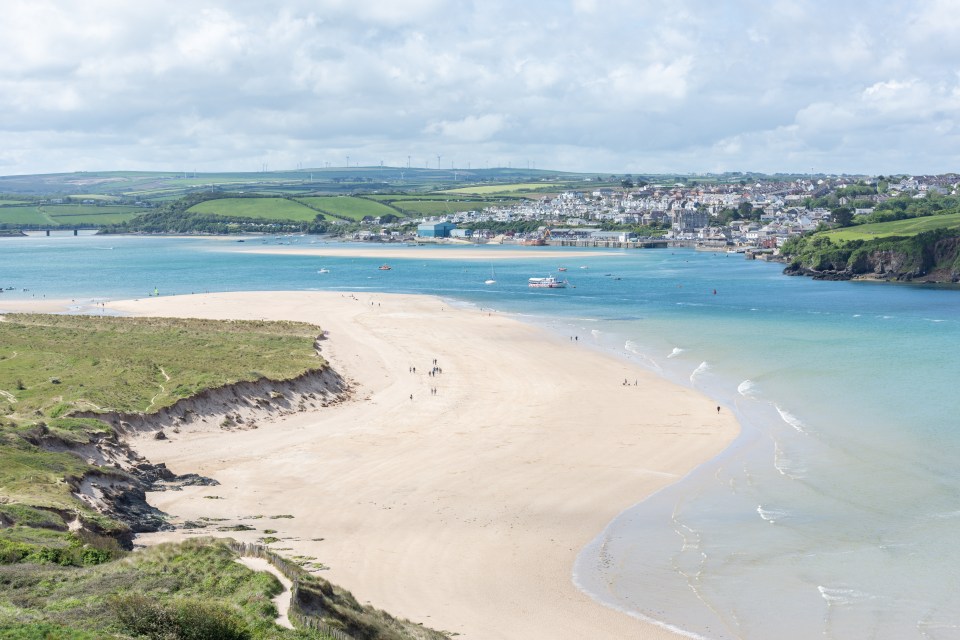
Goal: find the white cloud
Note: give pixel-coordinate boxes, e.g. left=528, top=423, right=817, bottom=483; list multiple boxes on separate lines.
left=1, top=0, right=959, bottom=175
left=424, top=115, right=507, bottom=142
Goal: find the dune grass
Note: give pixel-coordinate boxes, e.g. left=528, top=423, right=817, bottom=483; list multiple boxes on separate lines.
left=0, top=538, right=314, bottom=639
left=0, top=315, right=325, bottom=566
left=0, top=314, right=324, bottom=421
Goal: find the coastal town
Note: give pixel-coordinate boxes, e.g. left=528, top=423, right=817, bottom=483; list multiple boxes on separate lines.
left=365, top=174, right=960, bottom=252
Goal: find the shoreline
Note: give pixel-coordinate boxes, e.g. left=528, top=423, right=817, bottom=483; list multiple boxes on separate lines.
left=3, top=291, right=739, bottom=638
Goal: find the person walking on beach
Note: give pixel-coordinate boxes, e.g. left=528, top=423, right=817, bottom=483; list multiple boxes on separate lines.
left=717, top=406, right=721, bottom=414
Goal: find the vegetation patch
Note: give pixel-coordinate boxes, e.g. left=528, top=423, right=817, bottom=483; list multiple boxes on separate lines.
left=0, top=314, right=324, bottom=565
left=298, top=196, right=400, bottom=221
left=188, top=198, right=322, bottom=223
left=822, top=212, right=960, bottom=242
left=439, top=182, right=558, bottom=195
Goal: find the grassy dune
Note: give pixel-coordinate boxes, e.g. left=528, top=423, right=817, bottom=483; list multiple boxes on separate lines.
left=0, top=314, right=324, bottom=563
left=0, top=315, right=447, bottom=639
left=0, top=314, right=324, bottom=420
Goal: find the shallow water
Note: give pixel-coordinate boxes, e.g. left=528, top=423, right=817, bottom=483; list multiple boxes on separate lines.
left=4, top=235, right=960, bottom=638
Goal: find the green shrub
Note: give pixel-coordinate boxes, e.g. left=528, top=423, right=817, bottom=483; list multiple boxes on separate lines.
left=109, top=593, right=250, bottom=640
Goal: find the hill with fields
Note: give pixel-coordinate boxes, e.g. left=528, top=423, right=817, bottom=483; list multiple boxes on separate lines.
left=0, top=167, right=580, bottom=201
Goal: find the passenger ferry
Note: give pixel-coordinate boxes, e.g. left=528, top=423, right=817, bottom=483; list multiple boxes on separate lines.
left=528, top=276, right=567, bottom=289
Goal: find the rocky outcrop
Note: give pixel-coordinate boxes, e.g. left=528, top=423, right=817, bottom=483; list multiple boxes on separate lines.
left=782, top=233, right=960, bottom=283
left=37, top=365, right=353, bottom=547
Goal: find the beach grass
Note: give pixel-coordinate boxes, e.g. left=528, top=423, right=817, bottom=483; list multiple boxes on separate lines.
left=0, top=538, right=292, bottom=638
left=0, top=536, right=447, bottom=639
left=0, top=314, right=326, bottom=565
left=0, top=314, right=325, bottom=419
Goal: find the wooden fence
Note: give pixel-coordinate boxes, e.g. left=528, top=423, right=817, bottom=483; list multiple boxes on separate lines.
left=229, top=541, right=354, bottom=640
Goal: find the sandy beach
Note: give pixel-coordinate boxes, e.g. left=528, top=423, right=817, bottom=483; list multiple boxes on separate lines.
left=88, top=291, right=736, bottom=638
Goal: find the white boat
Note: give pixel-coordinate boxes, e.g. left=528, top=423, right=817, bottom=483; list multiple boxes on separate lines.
left=528, top=276, right=567, bottom=289
left=318, top=268, right=330, bottom=274
left=485, top=265, right=496, bottom=284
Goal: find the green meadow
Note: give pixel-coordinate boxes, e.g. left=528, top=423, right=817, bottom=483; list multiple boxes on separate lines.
left=440, top=182, right=558, bottom=195
left=388, top=200, right=488, bottom=216
left=0, top=205, right=150, bottom=227
left=298, top=196, right=401, bottom=221
left=188, top=198, right=323, bottom=222
left=823, top=213, right=960, bottom=241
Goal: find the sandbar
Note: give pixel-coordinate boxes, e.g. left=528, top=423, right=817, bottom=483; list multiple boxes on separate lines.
left=102, top=291, right=737, bottom=638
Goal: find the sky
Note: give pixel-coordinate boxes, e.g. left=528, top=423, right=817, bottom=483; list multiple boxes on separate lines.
left=2, top=0, right=959, bottom=176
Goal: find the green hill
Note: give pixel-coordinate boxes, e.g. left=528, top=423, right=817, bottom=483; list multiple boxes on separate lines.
left=188, top=198, right=323, bottom=223
left=823, top=212, right=960, bottom=241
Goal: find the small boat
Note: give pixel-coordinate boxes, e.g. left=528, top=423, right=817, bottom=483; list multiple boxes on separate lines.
left=378, top=265, right=392, bottom=271
left=528, top=276, right=568, bottom=289
left=557, top=267, right=568, bottom=272
left=318, top=268, right=330, bottom=274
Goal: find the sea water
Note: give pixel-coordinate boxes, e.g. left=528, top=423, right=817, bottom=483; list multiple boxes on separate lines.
left=3, top=234, right=960, bottom=639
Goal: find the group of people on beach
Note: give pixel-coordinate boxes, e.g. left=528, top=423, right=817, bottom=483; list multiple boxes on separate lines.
left=409, top=358, right=443, bottom=400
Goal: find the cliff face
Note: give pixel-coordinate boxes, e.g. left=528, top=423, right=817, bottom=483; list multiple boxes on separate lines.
left=41, top=366, right=353, bottom=546
left=783, top=233, right=960, bottom=283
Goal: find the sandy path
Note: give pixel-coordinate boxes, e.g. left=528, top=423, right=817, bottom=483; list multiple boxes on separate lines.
left=104, top=291, right=738, bottom=639
left=237, top=556, right=294, bottom=629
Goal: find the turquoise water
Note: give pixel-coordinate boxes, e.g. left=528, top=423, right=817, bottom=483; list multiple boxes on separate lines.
left=3, top=234, right=960, bottom=639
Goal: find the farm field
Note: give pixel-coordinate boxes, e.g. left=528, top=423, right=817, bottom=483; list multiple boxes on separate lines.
left=0, top=207, right=48, bottom=226
left=823, top=213, right=960, bottom=241
left=0, top=205, right=150, bottom=226
left=299, top=195, right=401, bottom=220
left=440, top=182, right=559, bottom=195
left=389, top=200, right=491, bottom=216
left=188, top=197, right=322, bottom=222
